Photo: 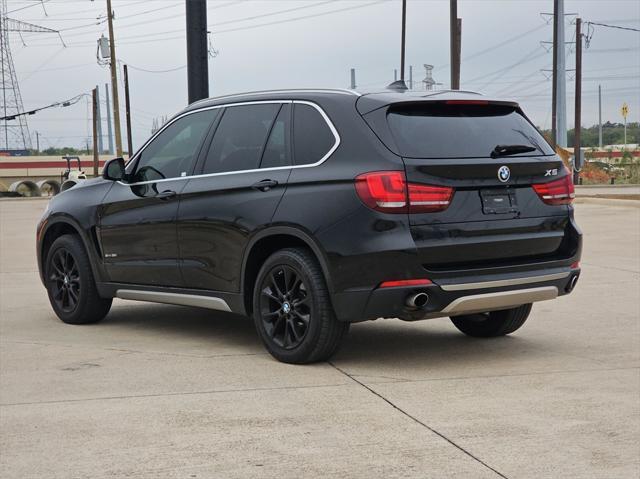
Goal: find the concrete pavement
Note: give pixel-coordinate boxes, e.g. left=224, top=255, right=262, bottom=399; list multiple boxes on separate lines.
left=1, top=199, right=638, bottom=478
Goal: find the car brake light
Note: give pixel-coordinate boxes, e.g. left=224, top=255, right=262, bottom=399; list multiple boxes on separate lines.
left=445, top=100, right=489, bottom=105
left=408, top=183, right=455, bottom=213
left=355, top=171, right=454, bottom=214
left=355, top=171, right=407, bottom=212
left=532, top=175, right=575, bottom=205
left=571, top=261, right=580, bottom=269
left=379, top=279, right=432, bottom=288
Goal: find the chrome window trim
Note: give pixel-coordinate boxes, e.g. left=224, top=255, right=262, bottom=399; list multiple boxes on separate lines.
left=119, top=99, right=340, bottom=187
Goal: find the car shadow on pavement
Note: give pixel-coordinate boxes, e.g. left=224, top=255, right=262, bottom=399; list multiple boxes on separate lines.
left=332, top=319, right=545, bottom=373
left=104, top=302, right=261, bottom=351
left=102, top=302, right=537, bottom=368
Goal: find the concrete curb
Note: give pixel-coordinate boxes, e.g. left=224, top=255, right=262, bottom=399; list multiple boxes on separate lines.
left=0, top=196, right=51, bottom=202
left=575, top=184, right=639, bottom=189
left=575, top=197, right=640, bottom=208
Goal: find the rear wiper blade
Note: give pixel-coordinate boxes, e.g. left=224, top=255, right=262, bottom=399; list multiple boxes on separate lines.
left=491, top=144, right=537, bottom=158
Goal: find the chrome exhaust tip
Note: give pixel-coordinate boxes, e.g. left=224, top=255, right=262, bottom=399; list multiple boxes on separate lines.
left=406, top=292, right=429, bottom=309
left=566, top=274, right=579, bottom=293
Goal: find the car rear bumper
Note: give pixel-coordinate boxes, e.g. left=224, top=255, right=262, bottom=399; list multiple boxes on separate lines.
left=332, top=265, right=580, bottom=322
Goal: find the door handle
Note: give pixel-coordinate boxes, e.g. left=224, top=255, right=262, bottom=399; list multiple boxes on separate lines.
left=251, top=179, right=278, bottom=192
left=156, top=190, right=177, bottom=200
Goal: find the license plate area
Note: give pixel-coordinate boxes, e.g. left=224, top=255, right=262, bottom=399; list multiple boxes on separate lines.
left=480, top=188, right=519, bottom=215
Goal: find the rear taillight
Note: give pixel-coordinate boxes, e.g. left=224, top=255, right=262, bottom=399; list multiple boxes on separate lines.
left=355, top=171, right=454, bottom=214
left=532, top=175, right=575, bottom=205
left=407, top=183, right=455, bottom=213
left=355, top=171, right=407, bottom=213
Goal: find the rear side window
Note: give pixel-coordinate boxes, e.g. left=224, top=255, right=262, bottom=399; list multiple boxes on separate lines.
left=293, top=103, right=335, bottom=165
left=386, top=103, right=554, bottom=159
left=202, top=104, right=280, bottom=174
left=260, top=104, right=290, bottom=169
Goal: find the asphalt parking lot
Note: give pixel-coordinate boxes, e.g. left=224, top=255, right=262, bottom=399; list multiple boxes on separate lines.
left=1, top=198, right=638, bottom=478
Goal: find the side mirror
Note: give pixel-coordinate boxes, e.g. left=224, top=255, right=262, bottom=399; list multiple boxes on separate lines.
left=102, top=157, right=125, bottom=181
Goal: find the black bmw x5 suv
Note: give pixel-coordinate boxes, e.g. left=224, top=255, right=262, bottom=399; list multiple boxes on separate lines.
left=37, top=88, right=582, bottom=363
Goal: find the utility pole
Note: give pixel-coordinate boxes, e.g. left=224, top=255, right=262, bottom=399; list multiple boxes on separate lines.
left=186, top=0, right=209, bottom=104
left=598, top=85, right=602, bottom=148
left=456, top=18, right=462, bottom=87
left=450, top=0, right=460, bottom=90
left=105, top=83, right=114, bottom=155
left=573, top=17, right=582, bottom=185
left=556, top=0, right=567, bottom=147
left=35, top=131, right=39, bottom=154
left=92, top=87, right=99, bottom=178
left=105, top=0, right=123, bottom=156
left=394, top=69, right=397, bottom=82
left=400, top=0, right=406, bottom=82
left=123, top=64, right=133, bottom=157
left=95, top=84, right=103, bottom=154
left=409, top=65, right=413, bottom=90
left=350, top=68, right=356, bottom=90
left=551, top=0, right=558, bottom=146
left=622, top=103, right=628, bottom=147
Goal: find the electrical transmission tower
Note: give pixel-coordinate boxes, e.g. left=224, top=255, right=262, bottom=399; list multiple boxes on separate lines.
left=1, top=0, right=60, bottom=152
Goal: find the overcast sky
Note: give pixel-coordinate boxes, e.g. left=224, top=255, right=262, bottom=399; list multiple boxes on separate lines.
left=8, top=0, right=640, bottom=150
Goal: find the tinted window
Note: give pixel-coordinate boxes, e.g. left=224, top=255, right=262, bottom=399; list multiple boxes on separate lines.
left=133, top=110, right=216, bottom=182
left=203, top=104, right=280, bottom=174
left=293, top=103, right=335, bottom=165
left=386, top=103, right=554, bottom=159
left=260, top=104, right=290, bottom=169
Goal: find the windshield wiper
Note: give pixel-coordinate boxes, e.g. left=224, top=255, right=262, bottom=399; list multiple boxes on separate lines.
left=491, top=144, right=537, bottom=158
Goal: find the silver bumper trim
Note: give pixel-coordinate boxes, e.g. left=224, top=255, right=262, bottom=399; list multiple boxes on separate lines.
left=442, top=286, right=558, bottom=316
left=115, top=290, right=231, bottom=312
left=439, top=272, right=569, bottom=292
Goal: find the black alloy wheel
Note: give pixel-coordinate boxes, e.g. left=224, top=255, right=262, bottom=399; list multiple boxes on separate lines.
left=45, top=234, right=112, bottom=324
left=48, top=248, right=81, bottom=313
left=259, top=265, right=311, bottom=350
left=252, top=248, right=349, bottom=364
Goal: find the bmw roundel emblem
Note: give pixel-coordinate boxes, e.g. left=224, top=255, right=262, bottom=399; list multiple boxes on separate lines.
left=498, top=165, right=511, bottom=183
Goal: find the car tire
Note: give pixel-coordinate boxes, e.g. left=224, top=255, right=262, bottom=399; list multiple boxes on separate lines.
left=450, top=303, right=532, bottom=338
left=253, top=248, right=349, bottom=364
left=45, top=234, right=112, bottom=325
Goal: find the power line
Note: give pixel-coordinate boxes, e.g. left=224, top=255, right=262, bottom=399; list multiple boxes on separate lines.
left=464, top=46, right=547, bottom=88
left=0, top=93, right=89, bottom=121
left=587, top=21, right=640, bottom=33
left=16, top=0, right=389, bottom=47
left=123, top=62, right=186, bottom=73
left=34, top=0, right=333, bottom=42
left=6, top=0, right=51, bottom=15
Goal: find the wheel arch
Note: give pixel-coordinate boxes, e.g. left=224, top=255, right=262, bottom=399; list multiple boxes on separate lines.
left=241, top=226, right=334, bottom=316
left=39, top=215, right=105, bottom=287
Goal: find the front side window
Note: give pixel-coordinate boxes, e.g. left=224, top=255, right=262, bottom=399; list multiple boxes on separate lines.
left=202, top=104, right=280, bottom=174
left=133, top=110, right=217, bottom=182
left=293, top=103, right=335, bottom=166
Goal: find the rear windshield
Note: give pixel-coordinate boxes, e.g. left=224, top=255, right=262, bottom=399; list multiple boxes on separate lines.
left=386, top=103, right=554, bottom=159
